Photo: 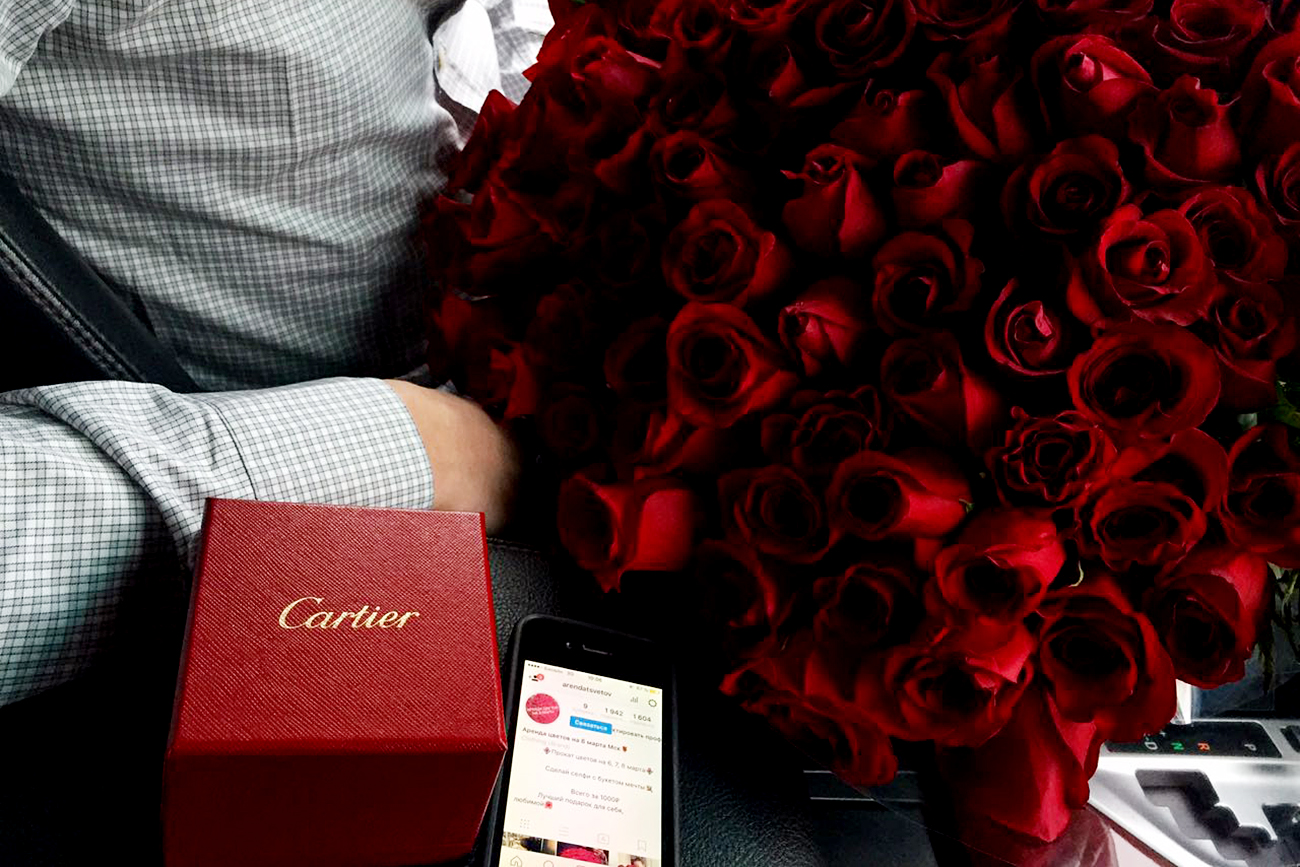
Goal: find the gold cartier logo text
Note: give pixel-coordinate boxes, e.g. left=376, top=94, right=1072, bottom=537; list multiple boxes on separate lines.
left=278, top=597, right=421, bottom=630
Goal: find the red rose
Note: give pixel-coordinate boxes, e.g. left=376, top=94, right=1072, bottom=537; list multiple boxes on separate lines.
left=650, top=0, right=735, bottom=65
left=880, top=332, right=1004, bottom=452
left=1128, top=76, right=1240, bottom=188
left=871, top=221, right=984, bottom=335
left=718, top=465, right=832, bottom=563
left=461, top=337, right=542, bottom=420
left=939, top=685, right=1104, bottom=842
left=1001, top=136, right=1130, bottom=238
left=913, top=0, right=1014, bottom=43
left=985, top=278, right=1083, bottom=378
left=831, top=89, right=938, bottom=162
left=988, top=409, right=1117, bottom=509
left=891, top=151, right=988, bottom=229
left=663, top=200, right=793, bottom=306
left=430, top=182, right=557, bottom=298
left=1030, top=35, right=1154, bottom=139
left=781, top=145, right=887, bottom=258
left=667, top=302, right=799, bottom=427
left=525, top=283, right=610, bottom=374
left=1254, top=143, right=1300, bottom=237
left=826, top=447, right=971, bottom=542
left=745, top=41, right=856, bottom=111
left=1076, top=481, right=1207, bottom=572
left=1031, top=0, right=1151, bottom=33
left=694, top=539, right=793, bottom=636
left=445, top=90, right=517, bottom=195
left=1206, top=280, right=1298, bottom=412
left=649, top=70, right=739, bottom=137
left=928, top=51, right=1035, bottom=163
left=584, top=205, right=665, bottom=288
left=1109, top=427, right=1229, bottom=516
left=1067, top=322, right=1220, bottom=442
left=813, top=562, right=921, bottom=650
left=1222, top=424, right=1300, bottom=567
left=778, top=277, right=872, bottom=377
left=538, top=385, right=605, bottom=461
left=723, top=645, right=899, bottom=787
left=612, top=405, right=738, bottom=478
left=1145, top=546, right=1271, bottom=689
left=1179, top=186, right=1288, bottom=285
left=861, top=619, right=1036, bottom=746
left=810, top=0, right=915, bottom=80
left=760, top=386, right=890, bottom=479
left=727, top=0, right=809, bottom=38
left=651, top=131, right=752, bottom=202
left=1038, top=573, right=1177, bottom=741
left=1067, top=203, right=1215, bottom=329
left=1136, top=0, right=1267, bottom=85
left=604, top=317, right=668, bottom=405
left=931, top=508, right=1068, bottom=623
left=557, top=473, right=702, bottom=591
left=1240, top=31, right=1300, bottom=157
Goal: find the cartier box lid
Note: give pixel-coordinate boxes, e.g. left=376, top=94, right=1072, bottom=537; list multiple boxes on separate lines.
left=168, top=498, right=505, bottom=755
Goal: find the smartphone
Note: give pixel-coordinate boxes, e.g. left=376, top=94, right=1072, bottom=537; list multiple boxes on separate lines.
left=483, top=615, right=678, bottom=867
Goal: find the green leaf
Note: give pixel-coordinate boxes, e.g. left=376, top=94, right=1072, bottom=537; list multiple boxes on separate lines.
left=1269, top=381, right=1300, bottom=429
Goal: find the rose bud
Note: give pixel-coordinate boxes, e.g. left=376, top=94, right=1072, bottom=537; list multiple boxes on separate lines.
left=813, top=562, right=922, bottom=650
left=938, top=685, right=1103, bottom=843
left=429, top=182, right=556, bottom=299
left=826, top=447, right=971, bottom=542
left=557, top=473, right=702, bottom=592
left=1145, top=546, right=1271, bottom=689
left=781, top=145, right=887, bottom=259
left=1030, top=35, right=1155, bottom=139
left=778, top=276, right=871, bottom=377
left=524, top=282, right=610, bottom=374
left=445, top=90, right=517, bottom=195
left=728, top=0, right=809, bottom=39
left=1067, top=321, right=1220, bottom=442
left=604, top=317, right=669, bottom=405
left=931, top=508, right=1067, bottom=623
left=1240, top=31, right=1300, bottom=158
left=881, top=332, right=1004, bottom=452
left=859, top=618, right=1036, bottom=747
left=988, top=409, right=1117, bottom=509
left=746, top=41, right=855, bottom=111
left=460, top=337, right=542, bottom=420
left=1067, top=204, right=1215, bottom=329
left=831, top=89, right=937, bottom=162
left=649, top=70, right=739, bottom=137
left=1254, top=143, right=1300, bottom=236
left=719, top=465, right=831, bottom=564
left=891, top=151, right=988, bottom=229
left=663, top=200, right=793, bottom=306
left=694, top=538, right=793, bottom=636
left=1222, top=424, right=1300, bottom=568
left=1128, top=76, right=1240, bottom=188
left=1001, top=136, right=1130, bottom=239
left=1136, top=0, right=1266, bottom=86
left=1206, top=280, right=1298, bottom=412
left=811, top=0, right=915, bottom=80
left=1076, top=481, right=1207, bottom=573
left=613, top=405, right=739, bottom=479
left=1179, top=186, right=1288, bottom=285
left=724, top=645, right=899, bottom=787
left=928, top=51, right=1035, bottom=163
left=871, top=220, right=984, bottom=335
left=667, top=301, right=799, bottom=428
left=651, top=131, right=752, bottom=203
left=761, top=386, right=890, bottom=479
left=1038, top=572, right=1177, bottom=742
left=985, top=279, right=1082, bottom=378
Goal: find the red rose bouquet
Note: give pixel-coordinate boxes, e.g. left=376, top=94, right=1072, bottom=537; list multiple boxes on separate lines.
left=423, top=0, right=1300, bottom=843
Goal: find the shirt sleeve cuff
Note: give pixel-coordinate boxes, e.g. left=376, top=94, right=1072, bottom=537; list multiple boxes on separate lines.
left=199, top=377, right=434, bottom=512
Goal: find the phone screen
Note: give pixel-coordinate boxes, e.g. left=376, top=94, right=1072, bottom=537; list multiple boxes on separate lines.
left=495, top=659, right=664, bottom=867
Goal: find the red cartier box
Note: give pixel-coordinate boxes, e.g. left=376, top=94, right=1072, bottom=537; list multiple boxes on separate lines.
left=163, top=499, right=506, bottom=867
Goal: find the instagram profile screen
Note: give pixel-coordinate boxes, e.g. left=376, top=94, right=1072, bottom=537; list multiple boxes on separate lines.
left=497, top=661, right=664, bottom=867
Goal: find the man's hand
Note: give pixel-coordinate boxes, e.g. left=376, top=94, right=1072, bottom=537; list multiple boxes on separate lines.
left=385, top=381, right=519, bottom=534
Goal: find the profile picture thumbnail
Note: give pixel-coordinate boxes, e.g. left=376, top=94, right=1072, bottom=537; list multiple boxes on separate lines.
left=525, top=692, right=560, bottom=724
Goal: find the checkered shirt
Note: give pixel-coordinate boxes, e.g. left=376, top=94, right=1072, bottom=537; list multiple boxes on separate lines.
left=0, top=0, right=550, bottom=705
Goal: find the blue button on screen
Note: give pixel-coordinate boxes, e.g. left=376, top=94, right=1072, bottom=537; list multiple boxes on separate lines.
left=569, top=716, right=612, bottom=734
